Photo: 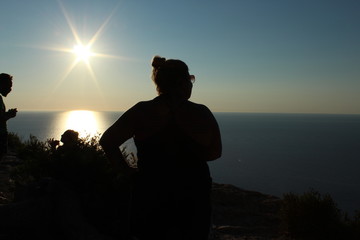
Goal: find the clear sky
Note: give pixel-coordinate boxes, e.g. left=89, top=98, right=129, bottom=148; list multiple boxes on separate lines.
left=1, top=0, right=359, bottom=114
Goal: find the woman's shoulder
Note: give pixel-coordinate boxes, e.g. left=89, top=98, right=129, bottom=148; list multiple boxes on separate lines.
left=185, top=100, right=211, bottom=113
left=125, top=99, right=162, bottom=117
left=130, top=98, right=212, bottom=116
left=131, top=99, right=158, bottom=110
left=179, top=101, right=215, bottom=121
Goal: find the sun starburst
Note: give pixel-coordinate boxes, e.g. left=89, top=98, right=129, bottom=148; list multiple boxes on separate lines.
left=33, top=0, right=134, bottom=110
left=72, top=43, right=94, bottom=64
left=43, top=0, right=128, bottom=89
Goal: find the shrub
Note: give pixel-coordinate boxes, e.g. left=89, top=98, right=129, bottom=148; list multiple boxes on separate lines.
left=6, top=133, right=136, bottom=237
left=7, top=132, right=24, bottom=153
left=9, top=133, right=135, bottom=193
left=343, top=210, right=360, bottom=239
left=280, top=189, right=343, bottom=239
left=10, top=135, right=52, bottom=185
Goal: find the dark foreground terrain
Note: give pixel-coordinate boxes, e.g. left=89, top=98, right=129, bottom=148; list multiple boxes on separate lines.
left=0, top=155, right=287, bottom=240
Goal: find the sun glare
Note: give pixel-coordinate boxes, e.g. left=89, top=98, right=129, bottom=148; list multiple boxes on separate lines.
left=72, top=44, right=94, bottom=63
left=43, top=1, right=129, bottom=95
left=65, top=110, right=99, bottom=138
left=53, top=1, right=117, bottom=80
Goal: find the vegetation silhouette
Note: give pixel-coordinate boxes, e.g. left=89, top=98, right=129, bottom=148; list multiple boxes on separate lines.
left=1, top=132, right=134, bottom=239
left=280, top=189, right=360, bottom=240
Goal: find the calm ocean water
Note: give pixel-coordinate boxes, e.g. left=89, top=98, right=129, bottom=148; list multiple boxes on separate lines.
left=7, top=111, right=360, bottom=214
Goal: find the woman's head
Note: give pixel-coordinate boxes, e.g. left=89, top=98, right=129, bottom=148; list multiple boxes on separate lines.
left=151, top=56, right=195, bottom=99
left=0, top=73, right=13, bottom=97
left=61, top=129, right=79, bottom=146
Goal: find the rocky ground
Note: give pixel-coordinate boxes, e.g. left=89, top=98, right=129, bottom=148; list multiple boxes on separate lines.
left=211, top=183, right=287, bottom=240
left=0, top=155, right=290, bottom=240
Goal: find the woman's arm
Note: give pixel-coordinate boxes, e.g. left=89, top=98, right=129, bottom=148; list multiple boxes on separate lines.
left=206, top=110, right=222, bottom=161
left=100, top=106, right=138, bottom=172
left=181, top=104, right=222, bottom=161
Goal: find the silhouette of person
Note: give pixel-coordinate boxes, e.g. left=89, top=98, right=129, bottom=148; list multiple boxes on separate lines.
left=48, top=129, right=82, bottom=189
left=100, top=56, right=222, bottom=240
left=0, top=73, right=17, bottom=161
left=49, top=129, right=79, bottom=152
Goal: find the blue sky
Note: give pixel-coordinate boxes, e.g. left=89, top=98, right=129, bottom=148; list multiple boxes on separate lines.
left=1, top=0, right=359, bottom=113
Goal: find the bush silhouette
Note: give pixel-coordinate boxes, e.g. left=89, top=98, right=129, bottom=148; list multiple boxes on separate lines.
left=6, top=132, right=135, bottom=238
left=280, top=189, right=344, bottom=239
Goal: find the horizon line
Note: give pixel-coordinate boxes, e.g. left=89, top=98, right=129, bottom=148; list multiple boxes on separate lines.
left=15, top=109, right=360, bottom=116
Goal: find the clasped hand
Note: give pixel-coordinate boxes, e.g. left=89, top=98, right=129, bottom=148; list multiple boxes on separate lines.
left=7, top=108, right=17, bottom=118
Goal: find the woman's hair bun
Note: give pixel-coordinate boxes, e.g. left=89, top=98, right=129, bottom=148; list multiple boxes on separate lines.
left=152, top=56, right=166, bottom=69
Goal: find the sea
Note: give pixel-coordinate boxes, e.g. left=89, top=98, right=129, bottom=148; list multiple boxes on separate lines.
left=7, top=111, right=360, bottom=214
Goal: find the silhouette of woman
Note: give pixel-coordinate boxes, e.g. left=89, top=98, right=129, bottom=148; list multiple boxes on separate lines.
left=100, top=56, right=222, bottom=240
left=0, top=73, right=17, bottom=161
left=49, top=129, right=79, bottom=152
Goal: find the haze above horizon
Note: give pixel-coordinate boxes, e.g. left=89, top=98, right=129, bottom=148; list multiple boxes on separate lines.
left=1, top=0, right=359, bottom=114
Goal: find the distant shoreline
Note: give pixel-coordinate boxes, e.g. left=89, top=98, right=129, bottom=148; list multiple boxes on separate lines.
left=14, top=110, right=360, bottom=116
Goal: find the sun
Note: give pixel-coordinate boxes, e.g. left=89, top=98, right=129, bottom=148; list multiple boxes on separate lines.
left=43, top=1, right=129, bottom=92
left=72, top=43, right=94, bottom=63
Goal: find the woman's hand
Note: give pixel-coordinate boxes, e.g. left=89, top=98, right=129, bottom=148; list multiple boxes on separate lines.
left=7, top=108, right=17, bottom=118
left=48, top=138, right=60, bottom=149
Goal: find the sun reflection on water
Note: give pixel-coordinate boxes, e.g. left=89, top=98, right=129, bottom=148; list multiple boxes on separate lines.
left=64, top=110, right=100, bottom=138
